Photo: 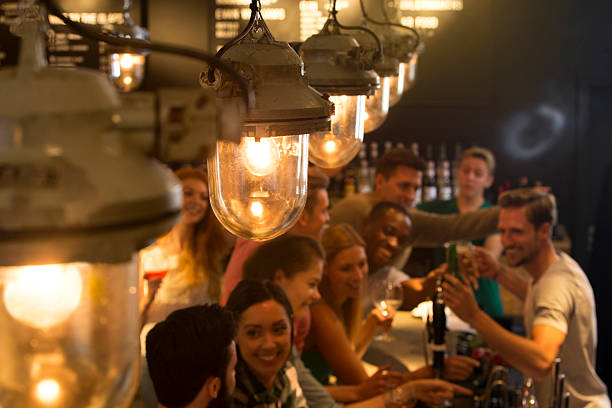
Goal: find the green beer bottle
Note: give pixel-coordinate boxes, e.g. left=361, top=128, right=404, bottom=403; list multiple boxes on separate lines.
left=447, top=242, right=462, bottom=281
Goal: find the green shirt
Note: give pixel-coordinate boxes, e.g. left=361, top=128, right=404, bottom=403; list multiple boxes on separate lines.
left=417, top=197, right=504, bottom=318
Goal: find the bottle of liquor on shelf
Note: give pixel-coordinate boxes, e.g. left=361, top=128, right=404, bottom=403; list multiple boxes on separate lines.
left=436, top=144, right=452, bottom=200
left=410, top=142, right=420, bottom=157
left=383, top=140, right=393, bottom=153
left=343, top=171, right=356, bottom=197
left=396, top=141, right=405, bottom=149
left=358, top=159, right=372, bottom=193
left=451, top=143, right=462, bottom=196
left=422, top=144, right=437, bottom=202
left=369, top=142, right=379, bottom=187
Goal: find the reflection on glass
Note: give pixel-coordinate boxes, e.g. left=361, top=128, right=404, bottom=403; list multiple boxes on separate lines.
left=403, top=54, right=418, bottom=92
left=309, top=95, right=366, bottom=168
left=389, top=65, right=405, bottom=107
left=364, top=77, right=391, bottom=133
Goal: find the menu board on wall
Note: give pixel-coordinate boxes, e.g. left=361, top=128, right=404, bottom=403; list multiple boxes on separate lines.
left=0, top=0, right=141, bottom=71
left=211, top=0, right=463, bottom=50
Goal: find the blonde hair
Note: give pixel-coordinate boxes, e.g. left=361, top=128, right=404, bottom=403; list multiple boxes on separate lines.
left=461, top=146, right=496, bottom=174
left=320, top=224, right=366, bottom=345
left=175, top=167, right=230, bottom=300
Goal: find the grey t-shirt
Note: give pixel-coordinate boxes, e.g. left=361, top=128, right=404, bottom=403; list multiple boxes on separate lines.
left=524, top=253, right=610, bottom=408
left=290, top=346, right=343, bottom=408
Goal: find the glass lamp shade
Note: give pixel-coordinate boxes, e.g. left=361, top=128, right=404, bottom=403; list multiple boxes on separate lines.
left=389, top=64, right=406, bottom=107
left=208, top=133, right=309, bottom=241
left=0, top=260, right=140, bottom=408
left=364, top=76, right=391, bottom=134
left=403, top=53, right=418, bottom=92
left=309, top=94, right=366, bottom=168
left=108, top=52, right=145, bottom=92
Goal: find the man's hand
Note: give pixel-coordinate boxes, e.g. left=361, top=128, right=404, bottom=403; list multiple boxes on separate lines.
left=473, top=246, right=502, bottom=280
left=443, top=355, right=480, bottom=381
left=442, top=275, right=481, bottom=324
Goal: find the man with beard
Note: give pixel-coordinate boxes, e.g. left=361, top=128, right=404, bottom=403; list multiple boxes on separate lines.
left=146, top=304, right=237, bottom=408
left=443, top=189, right=610, bottom=408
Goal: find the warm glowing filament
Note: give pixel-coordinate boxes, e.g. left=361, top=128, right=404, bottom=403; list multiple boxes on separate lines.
left=120, top=53, right=135, bottom=69
left=123, top=76, right=133, bottom=86
left=250, top=201, right=264, bottom=218
left=363, top=111, right=369, bottom=120
left=34, top=379, right=61, bottom=405
left=4, top=264, right=83, bottom=329
left=241, top=137, right=280, bottom=177
left=323, top=139, right=338, bottom=154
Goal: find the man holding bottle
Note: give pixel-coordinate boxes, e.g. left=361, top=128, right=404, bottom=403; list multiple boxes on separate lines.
left=443, top=189, right=609, bottom=408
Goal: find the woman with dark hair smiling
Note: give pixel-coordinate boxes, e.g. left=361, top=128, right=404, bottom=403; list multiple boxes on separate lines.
left=226, top=280, right=307, bottom=408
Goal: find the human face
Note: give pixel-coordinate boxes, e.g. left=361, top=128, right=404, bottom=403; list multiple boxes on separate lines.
left=363, top=209, right=411, bottom=270
left=498, top=207, right=545, bottom=268
left=300, top=189, right=330, bottom=239
left=458, top=157, right=493, bottom=200
left=181, top=177, right=209, bottom=224
left=236, top=300, right=292, bottom=389
left=375, top=166, right=422, bottom=209
left=326, top=245, right=368, bottom=302
left=275, top=260, right=323, bottom=320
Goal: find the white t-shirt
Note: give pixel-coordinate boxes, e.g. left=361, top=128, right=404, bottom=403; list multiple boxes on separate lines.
left=524, top=253, right=610, bottom=408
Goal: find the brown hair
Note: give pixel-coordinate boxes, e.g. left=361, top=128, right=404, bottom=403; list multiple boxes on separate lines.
left=320, top=223, right=366, bottom=345
left=498, top=188, right=558, bottom=231
left=175, top=167, right=231, bottom=300
left=243, top=235, right=325, bottom=281
left=304, top=167, right=330, bottom=213
left=375, top=148, right=426, bottom=179
left=461, top=146, right=496, bottom=174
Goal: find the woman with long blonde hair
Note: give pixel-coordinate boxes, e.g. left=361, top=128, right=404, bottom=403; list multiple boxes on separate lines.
left=142, top=167, right=233, bottom=323
left=302, top=223, right=396, bottom=391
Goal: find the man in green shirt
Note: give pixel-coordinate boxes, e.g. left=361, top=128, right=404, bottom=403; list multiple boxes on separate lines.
left=418, top=146, right=504, bottom=317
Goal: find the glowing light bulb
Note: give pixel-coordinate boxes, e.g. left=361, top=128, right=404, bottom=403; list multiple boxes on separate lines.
left=250, top=200, right=264, bottom=218
left=119, top=54, right=135, bottom=69
left=241, top=137, right=280, bottom=177
left=3, top=264, right=83, bottom=329
left=34, top=379, right=61, bottom=405
left=108, top=52, right=145, bottom=92
left=308, top=94, right=365, bottom=168
left=323, top=139, right=338, bottom=154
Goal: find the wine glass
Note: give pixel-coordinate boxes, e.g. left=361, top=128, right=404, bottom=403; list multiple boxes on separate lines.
left=371, top=280, right=404, bottom=341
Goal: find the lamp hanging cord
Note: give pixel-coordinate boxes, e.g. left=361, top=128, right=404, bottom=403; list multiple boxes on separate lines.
left=330, top=0, right=384, bottom=59
left=206, top=0, right=260, bottom=83
left=41, top=0, right=255, bottom=110
left=359, top=0, right=421, bottom=51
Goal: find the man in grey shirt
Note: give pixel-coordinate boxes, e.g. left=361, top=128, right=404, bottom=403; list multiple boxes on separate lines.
left=443, top=189, right=610, bottom=408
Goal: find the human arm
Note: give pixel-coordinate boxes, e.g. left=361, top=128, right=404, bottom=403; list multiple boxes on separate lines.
left=309, top=303, right=370, bottom=385
left=442, top=275, right=566, bottom=381
left=408, top=207, right=500, bottom=247
left=484, top=233, right=503, bottom=259
left=356, top=310, right=394, bottom=358
left=473, top=247, right=528, bottom=300
left=400, top=266, right=444, bottom=311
